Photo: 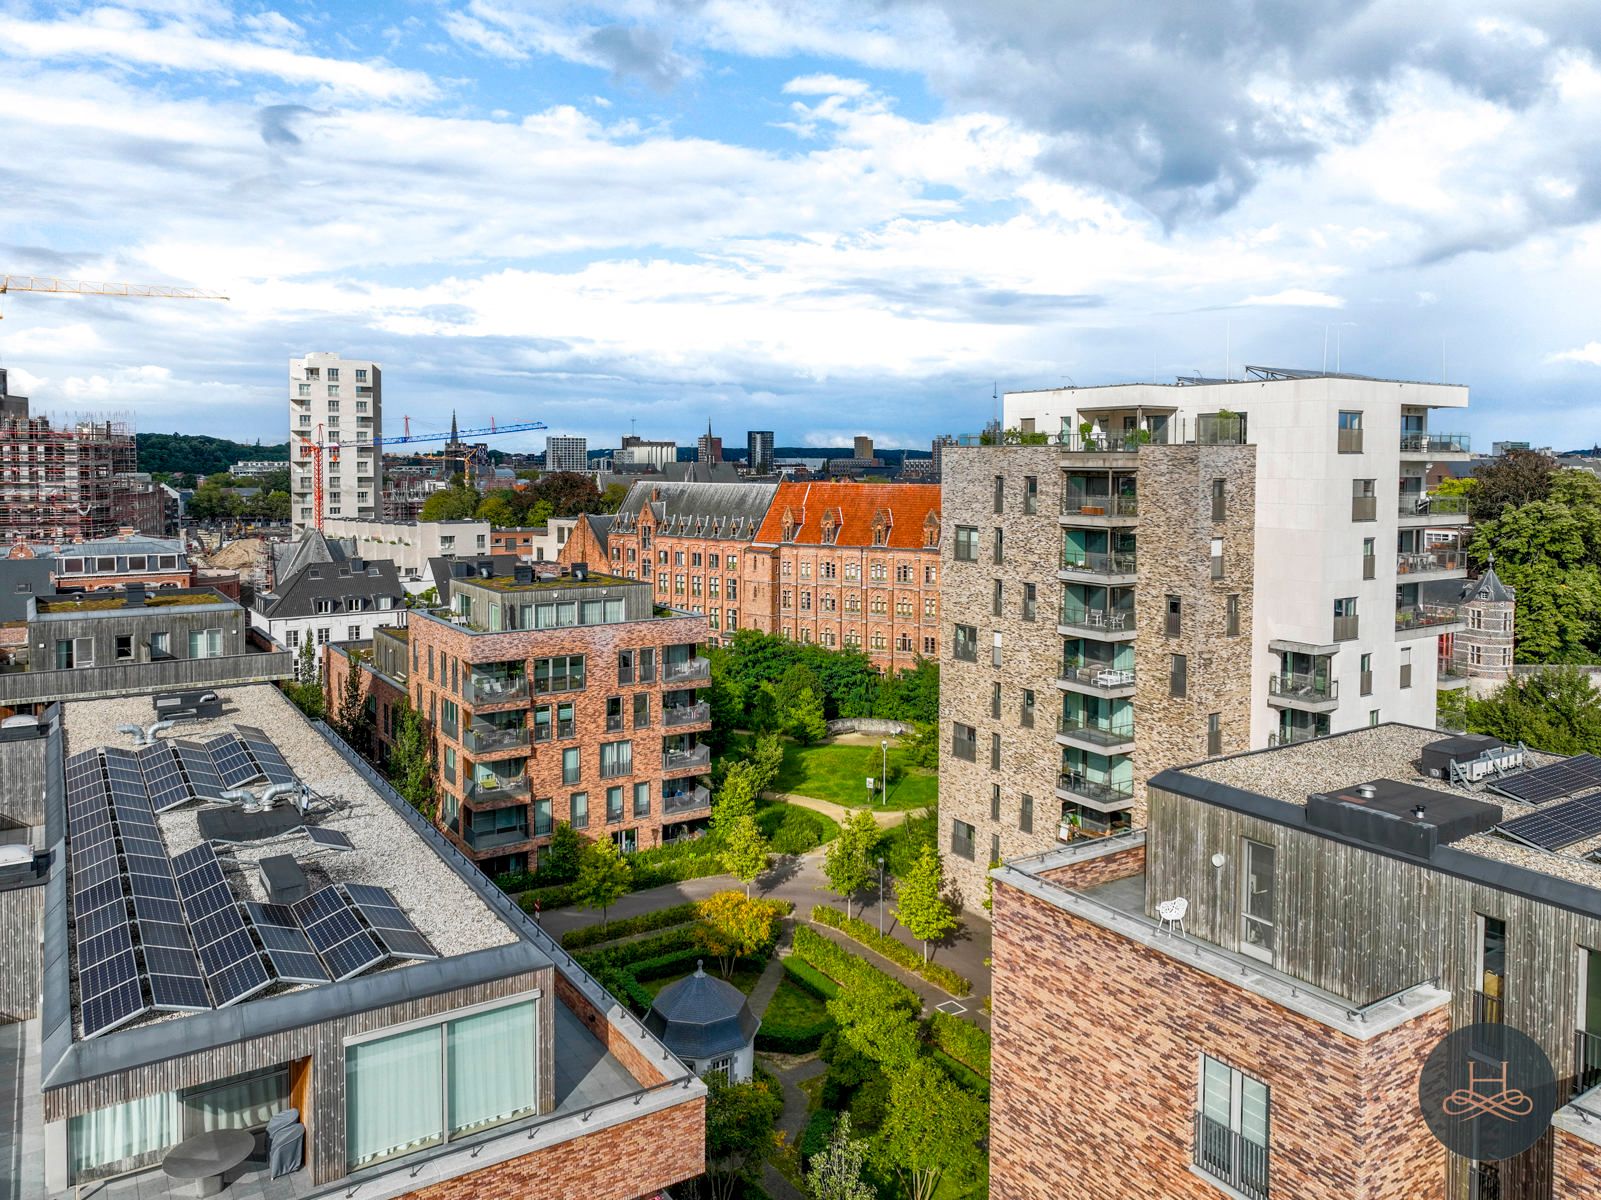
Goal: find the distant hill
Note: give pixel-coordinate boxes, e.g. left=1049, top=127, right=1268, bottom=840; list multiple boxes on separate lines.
left=137, top=433, right=289, bottom=477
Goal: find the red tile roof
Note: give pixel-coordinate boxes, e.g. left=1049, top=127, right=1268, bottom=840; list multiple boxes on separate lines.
left=756, top=482, right=941, bottom=550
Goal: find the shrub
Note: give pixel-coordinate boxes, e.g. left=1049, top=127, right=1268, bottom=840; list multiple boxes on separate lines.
left=798, top=1109, right=836, bottom=1166
left=758, top=803, right=839, bottom=854
left=756, top=978, right=834, bottom=1053
left=791, top=926, right=920, bottom=1011
left=575, top=925, right=701, bottom=972
left=847, top=1073, right=892, bottom=1132
left=929, top=1048, right=991, bottom=1099
left=810, top=904, right=972, bottom=997
left=781, top=958, right=840, bottom=1001
left=927, top=1011, right=991, bottom=1076
left=517, top=882, right=576, bottom=913
left=560, top=901, right=700, bottom=950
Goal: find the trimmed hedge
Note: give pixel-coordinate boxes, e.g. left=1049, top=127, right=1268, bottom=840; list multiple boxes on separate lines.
left=575, top=925, right=701, bottom=972
left=758, top=803, right=839, bottom=854
left=509, top=838, right=729, bottom=910
left=791, top=926, right=920, bottom=1011
left=930, top=1048, right=990, bottom=1099
left=517, top=882, right=576, bottom=913
left=797, top=1109, right=836, bottom=1166
left=781, top=957, right=840, bottom=1001
left=927, top=1010, right=991, bottom=1076
left=559, top=902, right=700, bottom=950
left=809, top=904, right=972, bottom=997
left=756, top=1017, right=832, bottom=1054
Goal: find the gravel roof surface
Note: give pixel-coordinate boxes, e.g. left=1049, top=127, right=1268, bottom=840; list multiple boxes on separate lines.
left=63, top=683, right=516, bottom=962
left=1178, top=725, right=1601, bottom=893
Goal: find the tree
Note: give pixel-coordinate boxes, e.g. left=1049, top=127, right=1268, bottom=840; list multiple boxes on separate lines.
left=824, top=811, right=878, bottom=919
left=704, top=1074, right=783, bottom=1200
left=284, top=638, right=325, bottom=719
left=721, top=814, right=771, bottom=897
left=598, top=481, right=629, bottom=513
left=713, top=761, right=761, bottom=833
left=1471, top=449, right=1556, bottom=521
left=1464, top=667, right=1601, bottom=755
left=332, top=655, right=373, bottom=753
left=419, top=484, right=480, bottom=521
left=750, top=731, right=785, bottom=793
left=695, top=890, right=780, bottom=976
left=788, top=685, right=829, bottom=746
left=386, top=701, right=435, bottom=819
left=875, top=1059, right=988, bottom=1200
left=542, top=821, right=585, bottom=882
left=573, top=837, right=631, bottom=926
left=526, top=471, right=602, bottom=517
left=806, top=1112, right=875, bottom=1200
left=474, top=493, right=517, bottom=528
left=893, top=844, right=957, bottom=962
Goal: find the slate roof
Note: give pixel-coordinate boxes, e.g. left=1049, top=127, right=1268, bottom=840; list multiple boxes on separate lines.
left=1419, top=565, right=1515, bottom=608
left=644, top=962, right=759, bottom=1059
left=270, top=531, right=354, bottom=589
left=32, top=535, right=185, bottom=560
left=756, top=481, right=941, bottom=549
left=611, top=481, right=780, bottom=542
left=580, top=513, right=613, bottom=553
left=256, top=554, right=404, bottom=620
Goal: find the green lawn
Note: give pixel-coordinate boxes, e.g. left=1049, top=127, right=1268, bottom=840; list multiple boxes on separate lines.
left=772, top=739, right=938, bottom=810
left=759, top=978, right=830, bottom=1030
left=756, top=797, right=841, bottom=852
left=642, top=962, right=765, bottom=998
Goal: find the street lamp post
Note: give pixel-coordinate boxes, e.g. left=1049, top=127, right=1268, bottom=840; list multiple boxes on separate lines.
left=880, top=739, right=889, bottom=806
left=877, top=856, right=886, bottom=937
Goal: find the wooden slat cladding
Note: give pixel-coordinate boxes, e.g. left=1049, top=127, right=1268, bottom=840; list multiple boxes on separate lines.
left=45, top=968, right=552, bottom=1187
left=0, top=885, right=44, bottom=1019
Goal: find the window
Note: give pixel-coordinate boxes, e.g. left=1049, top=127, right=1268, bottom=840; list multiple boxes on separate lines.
left=1210, top=478, right=1226, bottom=522
left=443, top=747, right=456, bottom=784
left=1362, top=536, right=1376, bottom=580
left=150, top=631, right=171, bottom=659
left=1479, top=914, right=1507, bottom=1019
left=114, top=635, right=133, bottom=662
left=1400, top=646, right=1413, bottom=689
left=607, top=787, right=624, bottom=824
left=356, top=368, right=368, bottom=382
left=570, top=791, right=589, bottom=827
left=556, top=701, right=575, bottom=738
left=1369, top=708, right=1380, bottom=727
left=599, top=740, right=632, bottom=779
left=1210, top=537, right=1224, bottom=580
left=992, top=631, right=1003, bottom=667
left=1337, top=409, right=1364, bottom=453
left=991, top=833, right=1000, bottom=865
left=1359, top=652, right=1373, bottom=696
left=954, top=624, right=977, bottom=662
left=1225, top=594, right=1240, bottom=638
left=533, top=797, right=552, bottom=837
left=991, top=784, right=1001, bottom=821
left=534, top=655, right=585, bottom=693
left=1023, top=582, right=1037, bottom=622
left=188, top=629, right=223, bottom=659
left=562, top=748, right=580, bottom=786
left=634, top=781, right=651, bottom=818
left=923, top=635, right=936, bottom=655
left=993, top=528, right=1004, bottom=564
left=1021, top=689, right=1035, bottom=728
left=1165, top=595, right=1181, bottom=638
left=617, top=649, right=636, bottom=685
left=990, top=732, right=1001, bottom=770
left=1024, top=475, right=1038, bottom=514
left=633, top=693, right=650, bottom=728
left=951, top=820, right=976, bottom=861
left=1351, top=478, right=1377, bottom=521
left=1170, top=653, right=1187, bottom=699
left=1333, top=597, right=1358, bottom=641
left=954, top=526, right=978, bottom=561
left=1195, top=1056, right=1270, bottom=1199
left=344, top=1000, right=537, bottom=1169
left=993, top=475, right=1005, bottom=514
left=952, top=723, right=977, bottom=762
left=1019, top=793, right=1033, bottom=834
left=991, top=682, right=1002, bottom=719
left=992, top=579, right=1003, bottom=617
left=1208, top=713, right=1222, bottom=757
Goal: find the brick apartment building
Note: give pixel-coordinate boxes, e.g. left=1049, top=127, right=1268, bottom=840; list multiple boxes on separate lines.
left=989, top=726, right=1601, bottom=1200
left=330, top=563, right=712, bottom=877
left=593, top=479, right=942, bottom=671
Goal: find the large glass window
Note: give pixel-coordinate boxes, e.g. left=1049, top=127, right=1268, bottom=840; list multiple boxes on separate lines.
left=1241, top=839, right=1275, bottom=961
left=1196, top=1055, right=1270, bottom=1198
left=447, top=1002, right=537, bottom=1136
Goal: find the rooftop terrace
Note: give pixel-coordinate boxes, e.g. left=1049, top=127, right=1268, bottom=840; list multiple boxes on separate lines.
left=35, top=589, right=233, bottom=616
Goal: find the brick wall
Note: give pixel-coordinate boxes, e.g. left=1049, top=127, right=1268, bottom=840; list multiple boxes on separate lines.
left=553, top=973, right=668, bottom=1087
left=1554, top=1125, right=1601, bottom=1198
left=398, top=1095, right=704, bottom=1200
left=1037, top=843, right=1146, bottom=890
left=772, top=542, right=940, bottom=671
left=989, top=879, right=1450, bottom=1200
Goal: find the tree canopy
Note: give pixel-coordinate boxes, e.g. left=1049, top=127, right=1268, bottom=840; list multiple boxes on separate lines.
left=1470, top=450, right=1556, bottom=521
left=1461, top=666, right=1601, bottom=755
left=710, top=630, right=939, bottom=730
left=893, top=844, right=957, bottom=962
left=135, top=433, right=288, bottom=477
left=824, top=811, right=879, bottom=920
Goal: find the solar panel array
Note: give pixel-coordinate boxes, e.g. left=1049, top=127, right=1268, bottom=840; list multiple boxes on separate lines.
left=1491, top=754, right=1601, bottom=805
left=235, top=726, right=297, bottom=787
left=242, top=902, right=331, bottom=984
left=172, top=845, right=273, bottom=1007
left=345, top=884, right=438, bottom=961
left=293, top=887, right=386, bottom=981
left=1496, top=793, right=1601, bottom=852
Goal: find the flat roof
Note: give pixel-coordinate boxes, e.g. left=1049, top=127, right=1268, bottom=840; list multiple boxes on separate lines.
left=460, top=571, right=639, bottom=593
left=1163, top=724, right=1601, bottom=910
left=36, top=589, right=233, bottom=616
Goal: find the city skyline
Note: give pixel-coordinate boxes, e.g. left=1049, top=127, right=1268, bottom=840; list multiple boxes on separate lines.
left=6, top=4, right=1601, bottom=450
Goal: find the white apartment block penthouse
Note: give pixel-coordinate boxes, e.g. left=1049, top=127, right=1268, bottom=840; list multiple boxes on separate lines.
left=289, top=352, right=383, bottom=533
left=937, top=365, right=1472, bottom=901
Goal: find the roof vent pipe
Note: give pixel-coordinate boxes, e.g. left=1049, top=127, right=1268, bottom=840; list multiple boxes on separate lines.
left=1356, top=784, right=1377, bottom=800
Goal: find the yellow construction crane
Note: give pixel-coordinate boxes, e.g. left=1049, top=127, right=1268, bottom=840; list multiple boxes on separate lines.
left=0, top=274, right=229, bottom=315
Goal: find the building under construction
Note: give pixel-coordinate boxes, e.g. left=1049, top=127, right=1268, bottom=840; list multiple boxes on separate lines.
left=0, top=368, right=143, bottom=542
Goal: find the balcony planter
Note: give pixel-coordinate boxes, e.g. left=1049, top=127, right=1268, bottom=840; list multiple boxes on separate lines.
left=1080, top=505, right=1105, bottom=516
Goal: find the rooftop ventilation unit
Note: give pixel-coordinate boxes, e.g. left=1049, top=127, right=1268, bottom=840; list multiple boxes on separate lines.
left=1421, top=735, right=1525, bottom=784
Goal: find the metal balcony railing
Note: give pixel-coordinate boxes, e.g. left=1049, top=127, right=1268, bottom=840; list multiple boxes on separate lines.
left=464, top=673, right=530, bottom=705
left=1396, top=605, right=1463, bottom=632
left=1057, top=715, right=1136, bottom=747
left=1058, top=604, right=1133, bottom=633
left=1474, top=989, right=1504, bottom=1024
left=1268, top=674, right=1338, bottom=703
left=662, top=701, right=711, bottom=728
left=663, top=656, right=710, bottom=682
left=466, top=775, right=531, bottom=801
left=1396, top=549, right=1465, bottom=575
left=462, top=824, right=531, bottom=851
left=1268, top=727, right=1326, bottom=747
left=1193, top=1113, right=1269, bottom=1200
left=1058, top=664, right=1136, bottom=692
left=1060, top=550, right=1138, bottom=576
left=464, top=724, right=530, bottom=754
left=1061, top=495, right=1138, bottom=518
left=663, top=743, right=711, bottom=772
left=1398, top=493, right=1470, bottom=518
left=1575, top=1029, right=1601, bottom=1099
left=663, top=785, right=711, bottom=814
left=1056, top=773, right=1135, bottom=806
left=1400, top=432, right=1471, bottom=453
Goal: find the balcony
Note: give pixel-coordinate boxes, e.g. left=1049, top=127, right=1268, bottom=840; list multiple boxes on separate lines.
left=1395, top=548, right=1466, bottom=581
left=663, top=785, right=711, bottom=814
left=1193, top=1112, right=1270, bottom=1200
left=466, top=774, right=532, bottom=802
left=464, top=723, right=531, bottom=755
left=663, top=656, right=711, bottom=683
left=1395, top=604, right=1465, bottom=639
left=663, top=701, right=711, bottom=728
left=1057, top=715, right=1136, bottom=753
left=663, top=743, right=712, bottom=773
left=1438, top=664, right=1469, bottom=690
left=1056, top=663, right=1136, bottom=698
left=1060, top=495, right=1139, bottom=524
left=464, top=670, right=530, bottom=707
left=1059, top=550, right=1138, bottom=583
left=1055, top=771, right=1135, bottom=812
left=1400, top=432, right=1471, bottom=455
left=462, top=823, right=531, bottom=852
left=1474, top=989, right=1504, bottom=1024
left=1397, top=493, right=1470, bottom=524
left=1575, top=1030, right=1601, bottom=1099
left=1268, top=727, right=1326, bottom=747
left=1267, top=674, right=1340, bottom=712
left=1057, top=604, right=1136, bottom=642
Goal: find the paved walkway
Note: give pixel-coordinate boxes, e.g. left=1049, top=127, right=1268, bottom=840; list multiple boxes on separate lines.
left=771, top=790, right=916, bottom=829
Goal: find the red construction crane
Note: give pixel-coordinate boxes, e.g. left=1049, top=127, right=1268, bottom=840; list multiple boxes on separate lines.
left=295, top=419, right=548, bottom=532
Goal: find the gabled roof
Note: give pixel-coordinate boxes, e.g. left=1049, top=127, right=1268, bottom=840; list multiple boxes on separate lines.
left=755, top=482, right=941, bottom=549
left=271, top=531, right=353, bottom=588
left=612, top=481, right=780, bottom=542
left=257, top=556, right=403, bottom=620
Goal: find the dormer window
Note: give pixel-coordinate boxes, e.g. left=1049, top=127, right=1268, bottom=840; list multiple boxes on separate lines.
left=781, top=507, right=797, bottom=542
left=923, top=511, right=941, bottom=547
left=871, top=508, right=892, bottom=547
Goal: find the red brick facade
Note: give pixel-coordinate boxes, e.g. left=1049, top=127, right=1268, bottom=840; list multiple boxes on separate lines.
left=989, top=880, right=1451, bottom=1200
left=553, top=974, right=667, bottom=1087
left=1555, top=1125, right=1601, bottom=1198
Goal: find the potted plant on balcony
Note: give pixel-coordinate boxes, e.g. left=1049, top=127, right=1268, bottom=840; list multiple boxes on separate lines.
left=1079, top=421, right=1097, bottom=451
left=1058, top=811, right=1082, bottom=842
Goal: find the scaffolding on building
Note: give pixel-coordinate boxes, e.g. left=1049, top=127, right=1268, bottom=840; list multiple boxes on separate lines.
left=0, top=411, right=139, bottom=542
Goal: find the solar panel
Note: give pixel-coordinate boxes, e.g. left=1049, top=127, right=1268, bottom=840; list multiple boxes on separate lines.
left=172, top=843, right=272, bottom=1007
left=342, top=884, right=437, bottom=959
left=140, top=920, right=194, bottom=949
left=130, top=895, right=186, bottom=926
left=304, top=827, right=354, bottom=852
left=293, top=887, right=384, bottom=981
left=78, top=923, right=134, bottom=969
left=1492, top=754, right=1601, bottom=805
left=242, top=902, right=331, bottom=984
left=173, top=742, right=227, bottom=802
left=1496, top=792, right=1601, bottom=851
left=206, top=735, right=262, bottom=788
left=137, top=744, right=192, bottom=812
left=80, top=977, right=148, bottom=1039
left=235, top=725, right=297, bottom=787
left=147, top=971, right=211, bottom=1012
left=76, top=903, right=129, bottom=942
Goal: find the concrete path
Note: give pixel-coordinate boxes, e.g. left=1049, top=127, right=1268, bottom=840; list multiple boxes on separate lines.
left=771, top=790, right=916, bottom=829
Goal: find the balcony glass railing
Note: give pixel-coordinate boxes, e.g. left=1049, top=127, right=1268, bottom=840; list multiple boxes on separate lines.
left=1396, top=605, right=1462, bottom=632
left=662, top=701, right=711, bottom=728
left=464, top=671, right=530, bottom=705
left=663, top=785, right=711, bottom=814
left=663, top=656, right=711, bottom=682
left=1056, top=772, right=1134, bottom=806
left=1061, top=495, right=1139, bottom=518
left=463, top=824, right=531, bottom=851
left=663, top=743, right=711, bottom=771
left=466, top=774, right=531, bottom=801
left=1060, top=550, right=1138, bottom=576
left=1058, top=663, right=1136, bottom=691
left=1396, top=549, right=1465, bottom=575
left=1057, top=715, right=1135, bottom=746
left=464, top=723, right=531, bottom=754
left=1400, top=432, right=1471, bottom=453
left=1398, top=493, right=1470, bottom=518
left=1267, top=674, right=1338, bottom=703
left=1268, top=727, right=1326, bottom=746
left=1058, top=604, right=1133, bottom=633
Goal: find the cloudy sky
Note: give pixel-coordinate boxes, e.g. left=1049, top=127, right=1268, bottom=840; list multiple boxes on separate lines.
left=5, top=1, right=1601, bottom=453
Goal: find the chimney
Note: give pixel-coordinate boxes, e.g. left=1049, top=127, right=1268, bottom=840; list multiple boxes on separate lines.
left=571, top=561, right=589, bottom=582
left=124, top=584, right=146, bottom=607
left=118, top=526, right=135, bottom=539
left=513, top=564, right=533, bottom=584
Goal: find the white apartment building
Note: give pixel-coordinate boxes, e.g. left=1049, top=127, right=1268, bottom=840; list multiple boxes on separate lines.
left=289, top=352, right=383, bottom=533
left=619, top=437, right=677, bottom=469
left=937, top=365, right=1474, bottom=900
left=322, top=517, right=491, bottom=585
left=546, top=435, right=589, bottom=473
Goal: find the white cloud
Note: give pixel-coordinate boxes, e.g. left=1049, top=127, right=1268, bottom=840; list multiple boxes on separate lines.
left=782, top=74, right=871, bottom=97
left=1546, top=342, right=1601, bottom=366
left=1238, top=289, right=1345, bottom=309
